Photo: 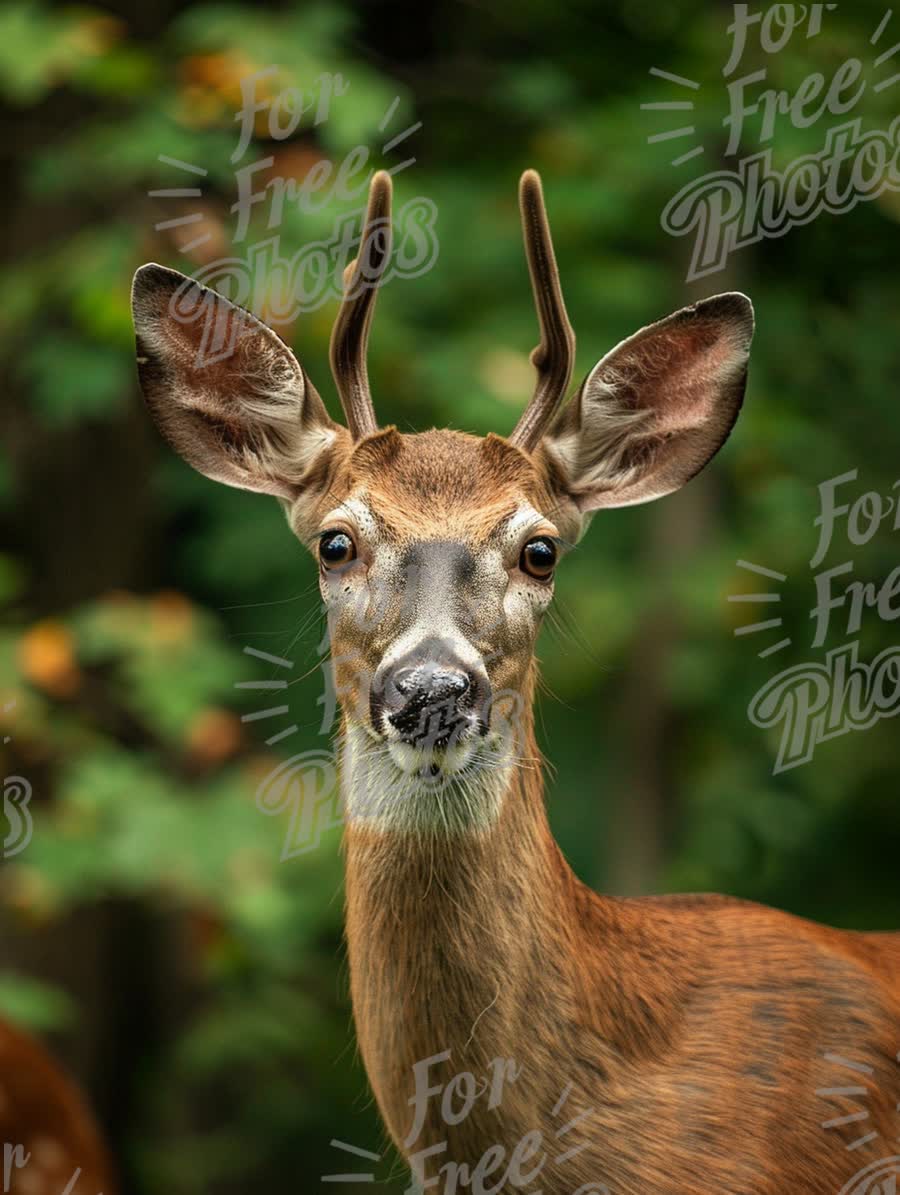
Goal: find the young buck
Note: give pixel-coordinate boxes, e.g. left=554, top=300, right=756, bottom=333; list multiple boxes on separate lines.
left=0, top=1019, right=116, bottom=1193
left=132, top=171, right=899, bottom=1194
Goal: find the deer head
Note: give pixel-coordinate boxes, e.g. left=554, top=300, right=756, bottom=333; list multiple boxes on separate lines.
left=132, top=170, right=754, bottom=831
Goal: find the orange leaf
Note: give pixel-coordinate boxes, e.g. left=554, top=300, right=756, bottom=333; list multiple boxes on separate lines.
left=18, top=622, right=80, bottom=698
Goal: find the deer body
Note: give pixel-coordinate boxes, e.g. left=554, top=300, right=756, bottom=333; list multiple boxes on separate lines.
left=346, top=709, right=900, bottom=1193
left=132, top=170, right=900, bottom=1194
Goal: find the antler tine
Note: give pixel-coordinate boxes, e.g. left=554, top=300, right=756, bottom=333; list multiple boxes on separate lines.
left=509, top=170, right=576, bottom=453
left=329, top=170, right=393, bottom=440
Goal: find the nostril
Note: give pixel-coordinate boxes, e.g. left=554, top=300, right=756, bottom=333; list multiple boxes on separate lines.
left=431, top=669, right=469, bottom=700
left=393, top=667, right=419, bottom=698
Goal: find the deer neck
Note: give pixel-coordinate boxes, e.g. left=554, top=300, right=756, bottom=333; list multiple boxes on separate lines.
left=340, top=698, right=594, bottom=1149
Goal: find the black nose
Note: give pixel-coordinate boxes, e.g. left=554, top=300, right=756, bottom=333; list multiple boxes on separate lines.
left=377, top=657, right=482, bottom=748
left=393, top=665, right=469, bottom=703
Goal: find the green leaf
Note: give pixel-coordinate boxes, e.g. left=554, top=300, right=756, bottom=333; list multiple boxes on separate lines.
left=0, top=973, right=75, bottom=1031
left=21, top=331, right=131, bottom=423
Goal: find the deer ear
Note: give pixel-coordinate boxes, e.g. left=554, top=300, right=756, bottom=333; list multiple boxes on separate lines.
left=543, top=293, right=754, bottom=511
left=131, top=263, right=344, bottom=500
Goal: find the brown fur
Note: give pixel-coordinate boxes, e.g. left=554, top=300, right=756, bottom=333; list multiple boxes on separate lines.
left=293, top=430, right=571, bottom=726
left=0, top=1021, right=116, bottom=1194
left=345, top=706, right=900, bottom=1194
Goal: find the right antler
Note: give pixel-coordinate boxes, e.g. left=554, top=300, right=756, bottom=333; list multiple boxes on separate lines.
left=329, top=170, right=393, bottom=441
left=508, top=170, right=576, bottom=454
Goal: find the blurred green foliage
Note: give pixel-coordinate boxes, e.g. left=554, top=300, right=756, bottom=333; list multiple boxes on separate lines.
left=1, top=0, right=900, bottom=1191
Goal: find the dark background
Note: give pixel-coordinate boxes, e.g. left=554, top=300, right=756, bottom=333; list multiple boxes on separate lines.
left=1, top=0, right=899, bottom=1190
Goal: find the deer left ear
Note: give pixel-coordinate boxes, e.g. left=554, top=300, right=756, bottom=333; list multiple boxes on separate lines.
left=542, top=292, right=754, bottom=511
left=132, top=263, right=344, bottom=501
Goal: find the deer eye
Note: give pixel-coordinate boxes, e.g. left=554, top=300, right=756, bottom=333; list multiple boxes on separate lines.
left=319, top=531, right=356, bottom=569
left=520, top=537, right=557, bottom=580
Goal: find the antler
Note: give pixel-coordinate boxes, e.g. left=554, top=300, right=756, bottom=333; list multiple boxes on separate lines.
left=508, top=170, right=576, bottom=453
left=329, top=170, right=393, bottom=439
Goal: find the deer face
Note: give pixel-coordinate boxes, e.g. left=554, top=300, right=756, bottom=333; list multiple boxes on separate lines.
left=298, top=427, right=564, bottom=780
left=132, top=171, right=754, bottom=822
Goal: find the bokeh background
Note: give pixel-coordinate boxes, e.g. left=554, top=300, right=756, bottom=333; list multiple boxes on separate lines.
left=2, top=1, right=900, bottom=1190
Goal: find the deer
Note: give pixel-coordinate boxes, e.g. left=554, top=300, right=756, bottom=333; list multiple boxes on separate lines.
left=0, top=1019, right=116, bottom=1194
left=132, top=169, right=900, bottom=1195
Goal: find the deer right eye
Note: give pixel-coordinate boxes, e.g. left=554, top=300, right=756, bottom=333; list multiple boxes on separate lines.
left=319, top=531, right=356, bottom=569
left=520, top=536, right=558, bottom=579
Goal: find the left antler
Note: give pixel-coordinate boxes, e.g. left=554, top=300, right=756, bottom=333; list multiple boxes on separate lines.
left=508, top=170, right=576, bottom=452
left=329, top=170, right=393, bottom=440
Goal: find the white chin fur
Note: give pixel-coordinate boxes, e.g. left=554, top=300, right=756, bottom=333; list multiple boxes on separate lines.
left=342, top=725, right=511, bottom=834
left=387, top=739, right=477, bottom=776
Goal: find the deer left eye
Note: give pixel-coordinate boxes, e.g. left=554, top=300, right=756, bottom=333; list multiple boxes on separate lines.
left=520, top=537, right=557, bottom=580
left=319, top=531, right=356, bottom=569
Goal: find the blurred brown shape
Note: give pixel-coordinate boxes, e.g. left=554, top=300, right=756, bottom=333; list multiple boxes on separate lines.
left=0, top=1019, right=117, bottom=1194
left=3, top=866, right=60, bottom=926
left=18, top=623, right=80, bottom=700
left=148, top=591, right=194, bottom=645
left=186, top=708, right=243, bottom=766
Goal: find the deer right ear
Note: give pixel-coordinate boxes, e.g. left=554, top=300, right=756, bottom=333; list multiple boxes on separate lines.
left=542, top=293, right=754, bottom=512
left=131, top=264, right=345, bottom=500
